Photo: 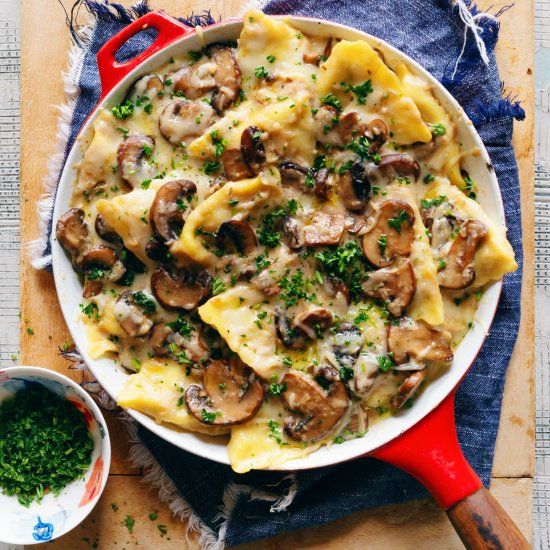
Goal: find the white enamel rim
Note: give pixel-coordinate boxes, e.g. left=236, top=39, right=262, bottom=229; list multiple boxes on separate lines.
left=52, top=16, right=504, bottom=470
left=0, top=366, right=111, bottom=544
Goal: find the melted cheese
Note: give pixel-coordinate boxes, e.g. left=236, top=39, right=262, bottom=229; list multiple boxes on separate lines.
left=425, top=180, right=517, bottom=287
left=316, top=40, right=432, bottom=144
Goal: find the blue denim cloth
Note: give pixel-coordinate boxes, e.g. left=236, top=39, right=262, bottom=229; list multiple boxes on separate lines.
left=48, top=1, right=524, bottom=545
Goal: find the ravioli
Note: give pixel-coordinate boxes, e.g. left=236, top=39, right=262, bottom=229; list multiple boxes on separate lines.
left=57, top=9, right=516, bottom=474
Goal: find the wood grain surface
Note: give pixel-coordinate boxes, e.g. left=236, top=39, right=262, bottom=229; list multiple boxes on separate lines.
left=19, top=0, right=534, bottom=547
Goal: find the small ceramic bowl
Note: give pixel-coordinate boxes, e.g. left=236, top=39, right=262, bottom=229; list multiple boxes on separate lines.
left=0, top=366, right=111, bottom=545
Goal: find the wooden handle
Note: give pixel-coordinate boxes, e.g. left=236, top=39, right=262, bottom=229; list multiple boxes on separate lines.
left=447, top=487, right=529, bottom=549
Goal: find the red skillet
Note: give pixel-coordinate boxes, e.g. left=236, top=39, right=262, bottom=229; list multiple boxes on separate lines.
left=95, top=12, right=529, bottom=549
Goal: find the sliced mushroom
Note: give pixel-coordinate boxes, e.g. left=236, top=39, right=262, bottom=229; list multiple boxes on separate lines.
left=95, top=214, right=121, bottom=244
left=151, top=265, right=212, bottom=310
left=83, top=280, right=103, bottom=298
left=378, top=154, right=420, bottom=179
left=128, top=73, right=163, bottom=99
left=324, top=277, right=351, bottom=305
left=171, top=61, right=218, bottom=99
left=303, top=211, right=346, bottom=246
left=279, top=161, right=309, bottom=188
left=114, top=290, right=154, bottom=337
left=329, top=323, right=363, bottom=370
left=275, top=309, right=307, bottom=350
left=392, top=369, right=427, bottom=409
left=159, top=99, right=215, bottom=146
left=222, top=148, right=254, bottom=181
left=313, top=168, right=331, bottom=200
left=216, top=220, right=257, bottom=255
left=282, top=217, right=305, bottom=249
left=150, top=179, right=197, bottom=243
left=362, top=260, right=416, bottom=317
left=281, top=367, right=349, bottom=442
left=365, top=119, right=389, bottom=152
left=78, top=246, right=126, bottom=282
left=206, top=44, right=242, bottom=113
left=240, top=126, right=266, bottom=174
left=293, top=307, right=333, bottom=339
left=338, top=161, right=371, bottom=212
left=314, top=105, right=341, bottom=145
left=438, top=219, right=487, bottom=289
left=117, top=135, right=156, bottom=188
left=145, top=238, right=169, bottom=261
left=185, top=357, right=263, bottom=425
left=345, top=213, right=367, bottom=235
left=361, top=200, right=415, bottom=267
left=338, top=111, right=368, bottom=143
left=150, top=321, right=208, bottom=362
left=56, top=208, right=88, bottom=258
left=387, top=318, right=453, bottom=364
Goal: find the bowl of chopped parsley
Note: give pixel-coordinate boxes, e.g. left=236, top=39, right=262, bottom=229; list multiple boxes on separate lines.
left=0, top=366, right=111, bottom=545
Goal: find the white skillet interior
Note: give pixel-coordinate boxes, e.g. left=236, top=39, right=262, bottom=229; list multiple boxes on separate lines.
left=52, top=17, right=504, bottom=470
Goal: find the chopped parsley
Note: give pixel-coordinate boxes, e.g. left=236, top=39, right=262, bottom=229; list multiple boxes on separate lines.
left=387, top=210, right=410, bottom=233
left=320, top=93, right=342, bottom=111
left=268, top=382, right=287, bottom=396
left=266, top=55, right=276, bottom=63
left=340, top=79, right=373, bottom=104
left=377, top=355, right=394, bottom=372
left=377, top=233, right=387, bottom=254
left=212, top=277, right=226, bottom=296
left=462, top=174, right=477, bottom=200
left=80, top=302, right=100, bottom=321
left=420, top=195, right=447, bottom=209
left=267, top=420, right=288, bottom=446
left=201, top=409, right=217, bottom=423
left=132, top=291, right=156, bottom=315
left=339, top=366, right=354, bottom=381
left=432, top=123, right=447, bottom=137
left=210, top=130, right=227, bottom=157
left=188, top=49, right=203, bottom=62
left=86, top=266, right=105, bottom=281
left=423, top=173, right=436, bottom=184
left=166, top=315, right=194, bottom=337
left=0, top=384, right=94, bottom=507
left=202, top=160, right=221, bottom=175
left=141, top=179, right=151, bottom=189
left=124, top=515, right=135, bottom=533
left=278, top=270, right=311, bottom=307
left=258, top=200, right=298, bottom=248
left=254, top=66, right=269, bottom=79
left=353, top=307, right=371, bottom=325
left=111, top=99, right=134, bottom=120
left=437, top=259, right=447, bottom=271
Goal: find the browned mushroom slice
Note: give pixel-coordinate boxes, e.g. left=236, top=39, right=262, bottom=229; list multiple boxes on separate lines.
left=171, top=61, right=217, bottom=99
left=387, top=318, right=453, bottom=365
left=338, top=162, right=371, bottom=212
left=293, top=307, right=333, bottom=339
left=337, top=111, right=368, bottom=143
left=150, top=321, right=208, bottom=362
left=145, top=239, right=169, bottom=261
left=56, top=208, right=88, bottom=257
left=206, top=44, right=242, bottom=113
left=150, top=179, right=197, bottom=243
left=282, top=217, right=305, bottom=249
left=281, top=367, right=349, bottom=442
left=314, top=105, right=341, bottom=145
left=222, top=148, right=254, bottom=181
left=313, top=168, right=331, bottom=200
left=362, top=260, right=416, bottom=317
left=325, top=276, right=351, bottom=305
left=128, top=73, right=163, bottom=99
left=438, top=219, right=487, bottom=289
left=361, top=200, right=415, bottom=267
left=79, top=246, right=126, bottom=282
left=241, top=126, right=266, bottom=174
left=279, top=161, right=309, bottom=188
left=151, top=265, right=212, bottom=310
left=95, top=214, right=121, bottom=244
left=378, top=154, right=420, bottom=179
left=330, top=323, right=363, bottom=370
left=113, top=290, right=154, bottom=337
left=159, top=99, right=215, bottom=146
left=216, top=220, right=257, bottom=255
left=117, top=135, right=156, bottom=188
left=345, top=213, right=367, bottom=235
left=185, top=358, right=263, bottom=425
left=304, top=211, right=346, bottom=246
left=275, top=309, right=307, bottom=350
left=83, top=280, right=103, bottom=299
left=365, top=119, right=389, bottom=152
left=392, top=369, right=427, bottom=409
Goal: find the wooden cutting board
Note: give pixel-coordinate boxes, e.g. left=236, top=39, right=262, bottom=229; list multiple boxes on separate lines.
left=20, top=0, right=534, bottom=547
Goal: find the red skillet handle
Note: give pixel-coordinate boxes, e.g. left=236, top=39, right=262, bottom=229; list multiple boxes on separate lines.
left=371, top=392, right=529, bottom=548
left=97, top=11, right=193, bottom=99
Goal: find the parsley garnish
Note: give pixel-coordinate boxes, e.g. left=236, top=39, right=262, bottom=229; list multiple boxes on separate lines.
left=268, top=382, right=287, bottom=396
left=423, top=173, right=435, bottom=184
left=202, top=160, right=221, bottom=175
left=132, top=291, right=156, bottom=315
left=341, top=79, right=373, bottom=104
left=339, top=367, right=354, bottom=381
left=111, top=99, right=134, bottom=120
left=201, top=409, right=216, bottom=423
left=210, top=130, right=227, bottom=158
left=254, top=66, right=269, bottom=79
left=124, top=515, right=135, bottom=533
left=420, top=195, right=447, bottom=209
left=258, top=200, right=298, bottom=248
left=377, top=355, right=394, bottom=372
left=266, top=55, right=276, bottom=63
left=320, top=93, right=342, bottom=111
left=387, top=210, right=409, bottom=234
left=188, top=50, right=203, bottom=62
left=212, top=277, right=226, bottom=296
left=166, top=315, right=194, bottom=337
left=267, top=420, right=288, bottom=446
left=377, top=233, right=387, bottom=254
left=432, top=123, right=447, bottom=137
